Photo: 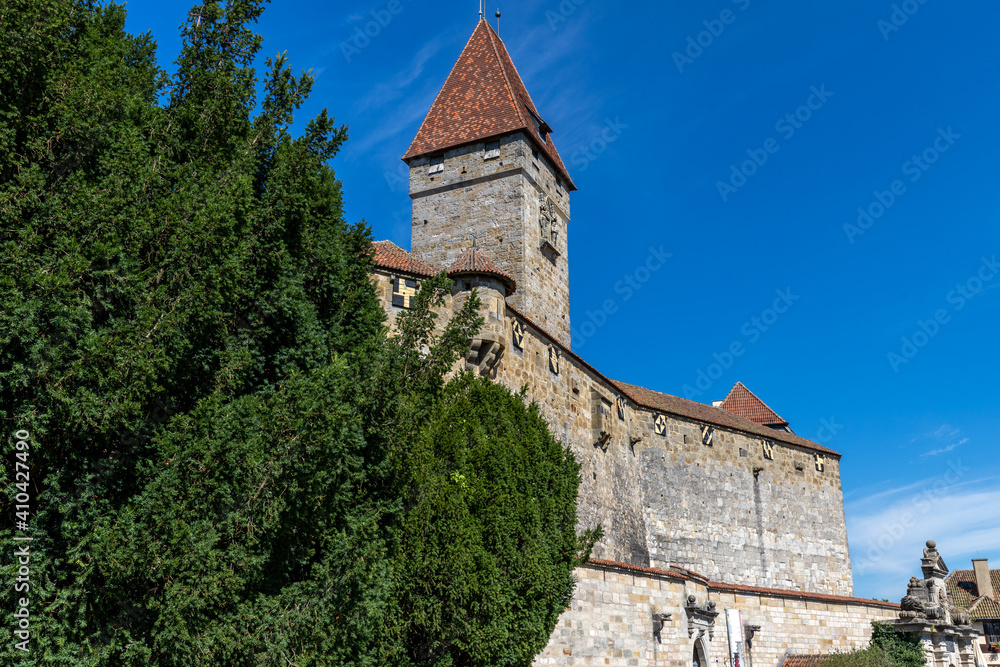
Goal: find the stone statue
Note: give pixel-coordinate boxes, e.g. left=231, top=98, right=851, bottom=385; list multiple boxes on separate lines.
left=538, top=194, right=559, bottom=252
left=895, top=540, right=974, bottom=628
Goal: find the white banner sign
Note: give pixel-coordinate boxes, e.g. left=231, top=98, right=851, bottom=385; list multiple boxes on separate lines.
left=725, top=608, right=746, bottom=667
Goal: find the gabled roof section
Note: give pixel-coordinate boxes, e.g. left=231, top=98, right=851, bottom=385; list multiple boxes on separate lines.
left=719, top=382, right=790, bottom=428
left=946, top=568, right=1000, bottom=610
left=612, top=380, right=840, bottom=457
left=499, top=300, right=839, bottom=457
left=372, top=240, right=440, bottom=277
left=968, top=595, right=1000, bottom=620
left=447, top=247, right=516, bottom=296
left=402, top=19, right=576, bottom=190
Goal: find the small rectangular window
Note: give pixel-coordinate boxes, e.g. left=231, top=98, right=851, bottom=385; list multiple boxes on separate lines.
left=484, top=141, right=500, bottom=159
left=984, top=621, right=1000, bottom=644
left=392, top=276, right=418, bottom=308
left=428, top=155, right=444, bottom=175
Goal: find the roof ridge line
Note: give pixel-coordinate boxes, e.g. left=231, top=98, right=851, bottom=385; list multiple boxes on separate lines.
left=402, top=22, right=484, bottom=161
left=482, top=20, right=530, bottom=134
left=583, top=559, right=899, bottom=608
left=504, top=304, right=838, bottom=457
left=720, top=381, right=789, bottom=427
left=740, top=382, right=787, bottom=424
left=736, top=380, right=788, bottom=424
left=613, top=378, right=837, bottom=457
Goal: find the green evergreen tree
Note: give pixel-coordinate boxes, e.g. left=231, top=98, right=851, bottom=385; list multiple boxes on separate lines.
left=0, top=0, right=387, bottom=663
left=390, top=373, right=601, bottom=667
left=1, top=1, right=597, bottom=665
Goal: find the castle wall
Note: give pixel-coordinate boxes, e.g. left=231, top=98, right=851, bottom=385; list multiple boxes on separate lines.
left=372, top=270, right=855, bottom=595
left=408, top=133, right=572, bottom=347
left=389, top=19, right=873, bottom=666
left=497, top=308, right=854, bottom=596
left=533, top=562, right=898, bottom=667
left=495, top=308, right=650, bottom=566
left=631, top=414, right=853, bottom=596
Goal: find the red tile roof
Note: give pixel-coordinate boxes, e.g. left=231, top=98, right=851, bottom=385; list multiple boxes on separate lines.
left=709, top=579, right=899, bottom=609
left=372, top=240, right=440, bottom=277
left=582, top=558, right=899, bottom=609
left=402, top=19, right=575, bottom=190
left=369, top=249, right=839, bottom=458
left=719, top=381, right=789, bottom=428
left=586, top=558, right=700, bottom=582
left=946, top=568, right=1000, bottom=610
left=447, top=247, right=516, bottom=295
left=612, top=380, right=841, bottom=457
left=781, top=655, right=832, bottom=667
left=969, top=596, right=1000, bottom=620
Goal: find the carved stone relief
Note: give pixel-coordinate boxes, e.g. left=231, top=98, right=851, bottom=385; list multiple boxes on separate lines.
left=465, top=331, right=505, bottom=377
left=538, top=193, right=560, bottom=257
left=685, top=595, right=719, bottom=641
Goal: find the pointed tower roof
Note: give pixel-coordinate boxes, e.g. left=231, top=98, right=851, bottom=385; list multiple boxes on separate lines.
left=718, top=382, right=790, bottom=430
left=447, top=247, right=516, bottom=296
left=402, top=19, right=576, bottom=190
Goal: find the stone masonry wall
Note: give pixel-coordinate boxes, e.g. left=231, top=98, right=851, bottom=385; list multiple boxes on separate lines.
left=495, top=309, right=649, bottom=566
left=533, top=563, right=898, bottom=667
left=371, top=272, right=855, bottom=595
left=630, top=413, right=853, bottom=596
left=408, top=132, right=573, bottom=347
left=498, top=307, right=854, bottom=595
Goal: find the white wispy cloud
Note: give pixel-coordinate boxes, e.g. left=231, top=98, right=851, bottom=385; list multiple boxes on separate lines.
left=934, top=424, right=961, bottom=440
left=355, top=36, right=447, bottom=112
left=920, top=437, right=969, bottom=458
left=847, top=467, right=1000, bottom=599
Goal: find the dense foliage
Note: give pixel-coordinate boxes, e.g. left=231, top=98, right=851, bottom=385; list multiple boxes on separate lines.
left=0, top=1, right=596, bottom=665
left=821, top=622, right=926, bottom=667
left=392, top=373, right=602, bottom=666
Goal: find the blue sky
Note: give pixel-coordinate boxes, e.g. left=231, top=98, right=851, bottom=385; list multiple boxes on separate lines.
left=124, top=0, right=1000, bottom=600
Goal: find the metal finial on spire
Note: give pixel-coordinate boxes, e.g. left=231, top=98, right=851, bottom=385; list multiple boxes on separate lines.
left=479, top=1, right=484, bottom=19
left=495, top=8, right=501, bottom=35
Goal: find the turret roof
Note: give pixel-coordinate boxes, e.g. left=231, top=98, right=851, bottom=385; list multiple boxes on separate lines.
left=447, top=246, right=516, bottom=296
left=402, top=19, right=575, bottom=190
left=372, top=240, right=440, bottom=277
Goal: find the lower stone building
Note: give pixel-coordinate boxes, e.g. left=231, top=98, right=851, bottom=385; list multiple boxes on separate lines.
left=534, top=559, right=898, bottom=667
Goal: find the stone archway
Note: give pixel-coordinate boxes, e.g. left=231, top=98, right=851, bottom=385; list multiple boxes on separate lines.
left=693, top=638, right=709, bottom=667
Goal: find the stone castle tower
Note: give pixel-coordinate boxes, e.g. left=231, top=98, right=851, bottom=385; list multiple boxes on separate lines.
left=402, top=19, right=575, bottom=347
left=367, top=19, right=913, bottom=665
